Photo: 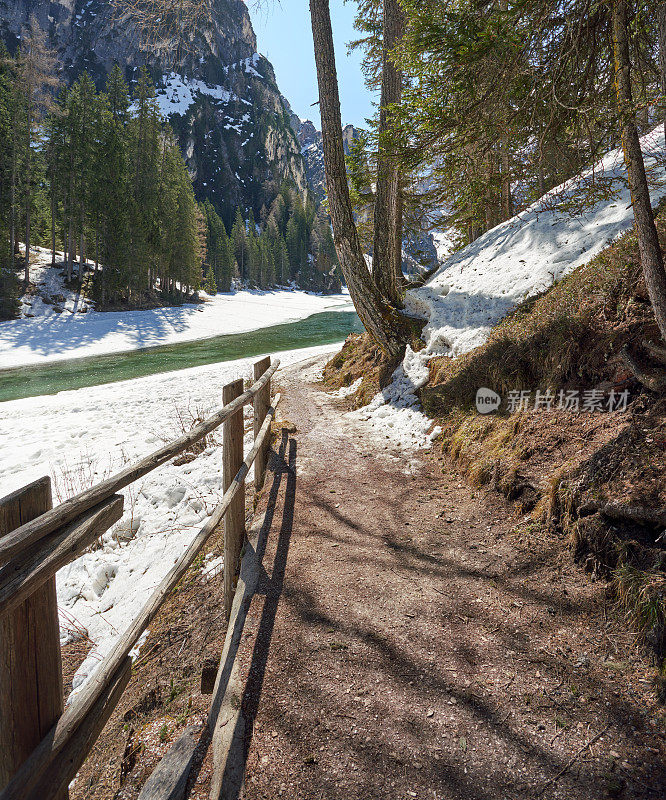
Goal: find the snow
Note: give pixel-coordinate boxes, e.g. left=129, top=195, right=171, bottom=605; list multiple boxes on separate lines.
left=154, top=72, right=234, bottom=116
left=432, top=228, right=457, bottom=262
left=0, top=344, right=341, bottom=695
left=0, top=248, right=352, bottom=368
left=354, top=126, right=666, bottom=451
left=330, top=377, right=362, bottom=398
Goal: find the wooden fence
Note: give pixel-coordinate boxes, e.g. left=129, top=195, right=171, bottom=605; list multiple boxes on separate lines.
left=0, top=356, right=280, bottom=800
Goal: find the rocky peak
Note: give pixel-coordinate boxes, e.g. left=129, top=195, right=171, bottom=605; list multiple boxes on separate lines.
left=0, top=0, right=308, bottom=229
left=288, top=115, right=361, bottom=201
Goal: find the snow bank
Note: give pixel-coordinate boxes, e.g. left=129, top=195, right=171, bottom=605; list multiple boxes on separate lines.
left=0, top=248, right=351, bottom=368
left=355, top=127, right=666, bottom=450
left=0, top=344, right=339, bottom=694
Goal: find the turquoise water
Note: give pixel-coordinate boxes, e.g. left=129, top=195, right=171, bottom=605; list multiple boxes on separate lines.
left=0, top=310, right=362, bottom=402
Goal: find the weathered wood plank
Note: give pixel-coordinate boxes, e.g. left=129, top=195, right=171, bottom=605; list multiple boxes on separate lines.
left=253, top=357, right=271, bottom=490
left=0, top=361, right=279, bottom=565
left=0, top=477, right=65, bottom=799
left=0, top=396, right=280, bottom=800
left=137, top=724, right=203, bottom=800
left=223, top=379, right=245, bottom=621
left=24, top=658, right=132, bottom=800
left=0, top=496, right=124, bottom=618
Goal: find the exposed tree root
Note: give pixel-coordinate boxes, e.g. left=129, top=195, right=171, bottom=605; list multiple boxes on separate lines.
left=620, top=346, right=666, bottom=392
left=642, top=339, right=666, bottom=367
left=579, top=499, right=666, bottom=530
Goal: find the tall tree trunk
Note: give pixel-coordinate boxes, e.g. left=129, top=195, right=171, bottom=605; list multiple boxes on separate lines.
left=79, top=208, right=85, bottom=281
left=658, top=3, right=666, bottom=145
left=310, top=0, right=407, bottom=357
left=24, top=94, right=32, bottom=284
left=9, top=129, right=16, bottom=270
left=394, top=178, right=404, bottom=284
left=500, top=133, right=512, bottom=220
left=612, top=0, right=666, bottom=342
left=373, top=0, right=405, bottom=306
left=62, top=191, right=68, bottom=269
left=50, top=188, right=56, bottom=267
left=67, top=164, right=74, bottom=281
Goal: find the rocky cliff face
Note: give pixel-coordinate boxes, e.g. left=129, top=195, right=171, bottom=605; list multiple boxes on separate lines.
left=288, top=113, right=360, bottom=202
left=288, top=115, right=438, bottom=273
left=0, top=0, right=308, bottom=229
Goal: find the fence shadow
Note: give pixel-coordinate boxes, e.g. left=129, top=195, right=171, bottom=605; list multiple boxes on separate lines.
left=216, top=429, right=297, bottom=799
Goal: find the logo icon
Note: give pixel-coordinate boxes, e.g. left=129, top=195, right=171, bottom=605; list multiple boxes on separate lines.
left=476, top=388, right=501, bottom=414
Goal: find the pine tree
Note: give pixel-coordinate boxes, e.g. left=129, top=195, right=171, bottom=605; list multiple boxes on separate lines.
left=231, top=207, right=248, bottom=281
left=0, top=47, right=20, bottom=317
left=203, top=262, right=216, bottom=294
left=67, top=71, right=99, bottom=280
left=0, top=44, right=15, bottom=271
left=130, top=67, right=161, bottom=297
left=95, top=79, right=132, bottom=305
left=15, top=14, right=58, bottom=282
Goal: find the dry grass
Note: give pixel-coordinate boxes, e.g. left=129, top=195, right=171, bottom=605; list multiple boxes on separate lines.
left=322, top=333, right=385, bottom=408
left=415, top=208, right=666, bottom=680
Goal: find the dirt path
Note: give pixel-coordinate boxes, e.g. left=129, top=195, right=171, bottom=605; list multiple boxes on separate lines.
left=204, top=356, right=665, bottom=800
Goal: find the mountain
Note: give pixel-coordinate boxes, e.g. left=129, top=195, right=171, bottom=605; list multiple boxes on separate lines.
left=288, top=112, right=360, bottom=202
left=0, top=0, right=308, bottom=230
left=287, top=114, right=438, bottom=274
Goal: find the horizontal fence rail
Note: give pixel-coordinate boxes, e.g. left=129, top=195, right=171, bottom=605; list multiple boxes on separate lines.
left=0, top=358, right=280, bottom=800
left=0, top=360, right=278, bottom=565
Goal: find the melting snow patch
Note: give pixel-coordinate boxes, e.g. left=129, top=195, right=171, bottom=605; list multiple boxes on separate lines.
left=348, top=347, right=441, bottom=453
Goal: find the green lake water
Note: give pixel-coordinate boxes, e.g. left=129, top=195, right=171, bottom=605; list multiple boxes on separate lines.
left=0, top=310, right=362, bottom=403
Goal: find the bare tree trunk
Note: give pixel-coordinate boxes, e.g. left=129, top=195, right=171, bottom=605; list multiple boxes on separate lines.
left=9, top=130, right=16, bottom=270
left=659, top=3, right=666, bottom=145
left=67, top=164, right=74, bottom=280
left=395, top=178, right=404, bottom=284
left=501, top=134, right=512, bottom=219
left=373, top=0, right=405, bottom=306
left=51, top=188, right=56, bottom=267
left=79, top=208, right=85, bottom=281
left=24, top=95, right=32, bottom=284
left=310, top=0, right=407, bottom=357
left=62, top=192, right=68, bottom=269
left=612, top=0, right=666, bottom=342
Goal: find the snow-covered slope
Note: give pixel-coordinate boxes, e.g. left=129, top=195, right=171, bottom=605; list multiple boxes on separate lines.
left=0, top=248, right=351, bottom=368
left=352, top=127, right=666, bottom=449
left=0, top=344, right=340, bottom=693
left=410, top=128, right=666, bottom=359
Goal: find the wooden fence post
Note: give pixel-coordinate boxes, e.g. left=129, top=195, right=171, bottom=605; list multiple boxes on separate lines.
left=253, top=357, right=271, bottom=491
left=223, top=380, right=245, bottom=621
left=0, top=476, right=66, bottom=797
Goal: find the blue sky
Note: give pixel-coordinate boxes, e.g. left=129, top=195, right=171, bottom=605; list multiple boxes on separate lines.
left=247, top=0, right=375, bottom=129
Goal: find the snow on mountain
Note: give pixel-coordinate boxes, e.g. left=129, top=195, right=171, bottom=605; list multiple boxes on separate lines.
left=351, top=126, right=666, bottom=450
left=154, top=73, right=236, bottom=117
left=0, top=0, right=308, bottom=220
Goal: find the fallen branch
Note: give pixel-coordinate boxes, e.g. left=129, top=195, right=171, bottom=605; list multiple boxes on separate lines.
left=539, top=724, right=611, bottom=794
